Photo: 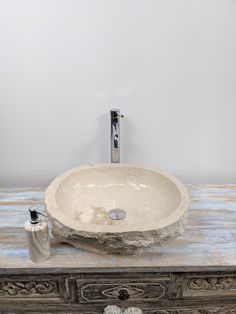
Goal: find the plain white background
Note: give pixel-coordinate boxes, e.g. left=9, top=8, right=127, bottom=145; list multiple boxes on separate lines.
left=0, top=0, right=236, bottom=187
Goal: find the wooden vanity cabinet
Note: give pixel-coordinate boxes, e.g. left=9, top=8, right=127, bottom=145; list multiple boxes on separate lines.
left=1, top=271, right=236, bottom=313
left=0, top=185, right=236, bottom=313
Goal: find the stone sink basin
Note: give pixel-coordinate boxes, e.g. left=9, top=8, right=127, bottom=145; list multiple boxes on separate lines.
left=45, top=164, right=189, bottom=254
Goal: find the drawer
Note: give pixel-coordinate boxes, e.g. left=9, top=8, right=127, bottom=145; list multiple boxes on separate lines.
left=181, top=272, right=236, bottom=300
left=76, top=276, right=170, bottom=304
left=141, top=304, right=236, bottom=313
left=0, top=275, right=64, bottom=303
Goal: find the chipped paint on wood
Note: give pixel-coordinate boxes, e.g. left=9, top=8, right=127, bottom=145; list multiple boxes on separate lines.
left=0, top=185, right=236, bottom=272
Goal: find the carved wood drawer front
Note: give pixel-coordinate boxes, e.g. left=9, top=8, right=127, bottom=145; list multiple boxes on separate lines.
left=182, top=273, right=236, bottom=300
left=76, top=277, right=169, bottom=304
left=141, top=305, right=236, bottom=313
left=0, top=276, right=64, bottom=302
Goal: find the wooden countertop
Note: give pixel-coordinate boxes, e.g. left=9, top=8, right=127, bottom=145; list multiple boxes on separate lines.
left=0, top=185, right=236, bottom=274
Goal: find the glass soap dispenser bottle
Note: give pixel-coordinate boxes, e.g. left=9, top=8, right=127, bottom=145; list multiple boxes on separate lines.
left=25, top=207, right=51, bottom=263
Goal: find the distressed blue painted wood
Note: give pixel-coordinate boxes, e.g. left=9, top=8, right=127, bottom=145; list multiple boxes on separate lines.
left=0, top=185, right=236, bottom=273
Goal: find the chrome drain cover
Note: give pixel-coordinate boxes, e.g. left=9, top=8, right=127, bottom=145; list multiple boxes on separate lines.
left=108, top=208, right=126, bottom=220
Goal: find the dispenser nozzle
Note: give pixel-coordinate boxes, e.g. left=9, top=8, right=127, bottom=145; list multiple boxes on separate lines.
left=29, top=207, right=47, bottom=224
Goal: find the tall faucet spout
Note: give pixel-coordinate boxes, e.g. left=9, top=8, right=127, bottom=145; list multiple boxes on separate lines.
left=110, top=109, right=124, bottom=163
left=114, top=133, right=119, bottom=149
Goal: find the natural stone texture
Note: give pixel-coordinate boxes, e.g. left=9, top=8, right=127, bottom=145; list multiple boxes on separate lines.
left=50, top=213, right=188, bottom=254
left=45, top=164, right=189, bottom=254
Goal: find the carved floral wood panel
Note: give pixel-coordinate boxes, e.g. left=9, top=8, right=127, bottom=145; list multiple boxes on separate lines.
left=183, top=276, right=236, bottom=297
left=146, top=306, right=236, bottom=314
left=0, top=281, right=59, bottom=298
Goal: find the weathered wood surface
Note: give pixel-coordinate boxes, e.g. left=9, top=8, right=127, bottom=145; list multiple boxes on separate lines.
left=0, top=185, right=236, bottom=273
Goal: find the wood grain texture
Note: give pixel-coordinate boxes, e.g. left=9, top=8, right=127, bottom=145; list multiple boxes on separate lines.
left=0, top=185, right=236, bottom=273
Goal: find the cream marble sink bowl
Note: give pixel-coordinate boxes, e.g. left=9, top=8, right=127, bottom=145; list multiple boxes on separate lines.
left=45, top=164, right=189, bottom=254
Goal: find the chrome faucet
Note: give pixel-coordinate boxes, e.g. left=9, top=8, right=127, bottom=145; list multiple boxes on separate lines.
left=110, top=109, right=124, bottom=163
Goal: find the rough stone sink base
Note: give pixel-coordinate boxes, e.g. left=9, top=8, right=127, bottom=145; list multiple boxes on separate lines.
left=51, top=213, right=187, bottom=254
left=45, top=164, right=189, bottom=255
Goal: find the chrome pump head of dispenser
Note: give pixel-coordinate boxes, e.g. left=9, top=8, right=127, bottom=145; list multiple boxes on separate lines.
left=29, top=207, right=47, bottom=224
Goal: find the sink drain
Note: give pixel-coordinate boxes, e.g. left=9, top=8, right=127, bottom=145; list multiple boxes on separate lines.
left=108, top=208, right=126, bottom=220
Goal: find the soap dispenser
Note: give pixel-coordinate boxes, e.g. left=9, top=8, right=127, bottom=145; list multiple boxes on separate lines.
left=25, top=207, right=51, bottom=263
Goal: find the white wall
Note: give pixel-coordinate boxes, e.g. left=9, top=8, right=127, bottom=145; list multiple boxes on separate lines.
left=0, top=0, right=236, bottom=187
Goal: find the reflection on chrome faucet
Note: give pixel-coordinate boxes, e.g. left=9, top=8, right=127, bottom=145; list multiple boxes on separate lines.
left=110, top=108, right=124, bottom=163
